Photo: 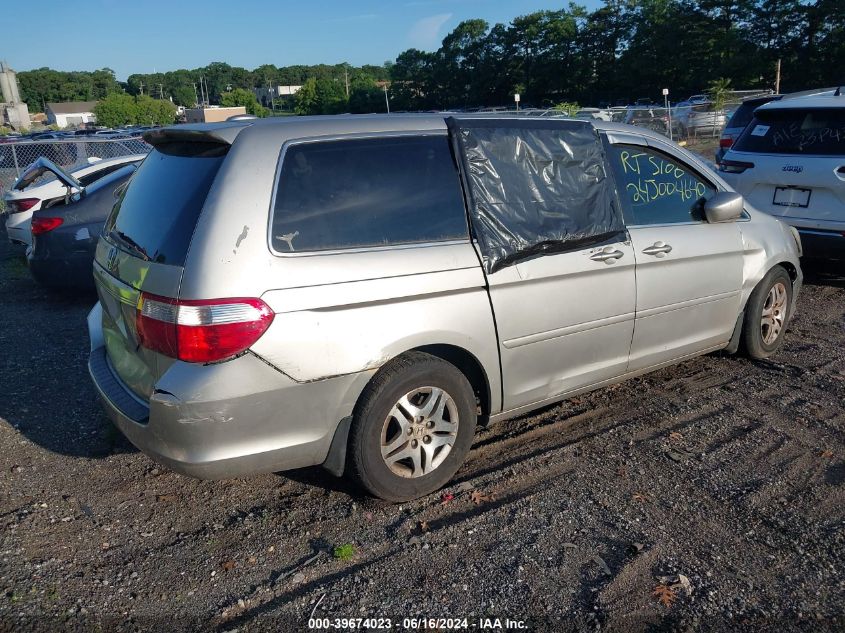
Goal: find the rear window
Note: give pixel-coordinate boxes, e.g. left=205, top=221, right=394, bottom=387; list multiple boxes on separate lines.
left=104, top=144, right=225, bottom=265
left=726, top=98, right=777, bottom=130
left=733, top=108, right=845, bottom=155
left=271, top=136, right=468, bottom=253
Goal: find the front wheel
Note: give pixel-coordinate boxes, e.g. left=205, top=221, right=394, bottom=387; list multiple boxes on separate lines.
left=347, top=352, right=477, bottom=502
left=741, top=266, right=793, bottom=359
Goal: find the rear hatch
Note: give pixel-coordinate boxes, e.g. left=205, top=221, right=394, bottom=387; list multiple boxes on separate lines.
left=93, top=133, right=229, bottom=400
left=725, top=107, right=845, bottom=225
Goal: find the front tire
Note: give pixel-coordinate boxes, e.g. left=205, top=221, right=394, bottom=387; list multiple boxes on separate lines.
left=347, top=352, right=477, bottom=502
left=741, top=266, right=793, bottom=359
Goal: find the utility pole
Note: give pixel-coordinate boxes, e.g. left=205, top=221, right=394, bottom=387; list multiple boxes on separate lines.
left=138, top=81, right=144, bottom=96
left=344, top=66, right=349, bottom=98
left=383, top=84, right=390, bottom=113
left=267, top=79, right=275, bottom=113
left=775, top=58, right=781, bottom=94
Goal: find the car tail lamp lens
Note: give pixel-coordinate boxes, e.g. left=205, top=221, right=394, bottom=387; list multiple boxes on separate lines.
left=136, top=294, right=274, bottom=363
left=719, top=136, right=734, bottom=149
left=31, top=216, right=63, bottom=235
left=10, top=198, right=39, bottom=214
left=718, top=159, right=755, bottom=174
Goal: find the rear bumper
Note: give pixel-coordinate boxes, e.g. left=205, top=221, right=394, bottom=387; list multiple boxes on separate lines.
left=28, top=248, right=95, bottom=289
left=87, top=324, right=372, bottom=479
left=4, top=220, right=31, bottom=246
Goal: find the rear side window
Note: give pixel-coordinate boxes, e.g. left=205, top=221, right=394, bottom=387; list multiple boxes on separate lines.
left=733, top=108, right=845, bottom=155
left=104, top=144, right=225, bottom=265
left=271, top=136, right=468, bottom=253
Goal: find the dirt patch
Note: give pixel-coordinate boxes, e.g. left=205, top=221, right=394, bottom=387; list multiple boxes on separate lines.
left=0, top=234, right=843, bottom=632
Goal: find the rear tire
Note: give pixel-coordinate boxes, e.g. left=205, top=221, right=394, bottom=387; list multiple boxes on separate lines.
left=347, top=352, right=477, bottom=502
left=741, top=266, right=793, bottom=359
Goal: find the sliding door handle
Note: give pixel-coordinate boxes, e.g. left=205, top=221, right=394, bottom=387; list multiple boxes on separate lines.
left=590, top=248, right=624, bottom=263
left=642, top=242, right=673, bottom=257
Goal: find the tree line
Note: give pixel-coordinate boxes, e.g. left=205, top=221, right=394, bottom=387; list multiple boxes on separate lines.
left=14, top=0, right=845, bottom=119
left=388, top=0, right=844, bottom=110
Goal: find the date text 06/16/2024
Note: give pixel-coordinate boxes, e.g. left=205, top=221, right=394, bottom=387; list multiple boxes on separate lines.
left=307, top=617, right=529, bottom=630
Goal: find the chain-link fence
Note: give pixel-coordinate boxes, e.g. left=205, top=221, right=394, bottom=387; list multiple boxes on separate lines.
left=0, top=137, right=151, bottom=202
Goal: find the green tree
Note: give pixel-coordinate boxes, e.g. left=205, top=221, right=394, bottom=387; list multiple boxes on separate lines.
left=294, top=78, right=319, bottom=115
left=220, top=88, right=268, bottom=116
left=135, top=95, right=177, bottom=125
left=94, top=93, right=137, bottom=127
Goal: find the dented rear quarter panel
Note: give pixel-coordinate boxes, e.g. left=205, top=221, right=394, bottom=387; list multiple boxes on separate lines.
left=178, top=116, right=503, bottom=412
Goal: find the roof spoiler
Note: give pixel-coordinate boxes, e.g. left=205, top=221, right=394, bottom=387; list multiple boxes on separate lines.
left=142, top=125, right=246, bottom=148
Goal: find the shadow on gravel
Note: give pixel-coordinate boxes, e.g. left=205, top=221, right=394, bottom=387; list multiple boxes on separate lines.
left=0, top=242, right=135, bottom=460
left=801, top=261, right=845, bottom=288
left=278, top=467, right=363, bottom=498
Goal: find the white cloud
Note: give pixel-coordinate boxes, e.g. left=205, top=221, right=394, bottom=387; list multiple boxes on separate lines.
left=408, top=13, right=452, bottom=50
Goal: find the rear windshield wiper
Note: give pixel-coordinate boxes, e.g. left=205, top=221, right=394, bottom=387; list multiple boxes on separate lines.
left=109, top=229, right=150, bottom=261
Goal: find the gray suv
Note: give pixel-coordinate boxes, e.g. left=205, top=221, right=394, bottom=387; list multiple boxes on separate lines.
left=88, top=115, right=803, bottom=501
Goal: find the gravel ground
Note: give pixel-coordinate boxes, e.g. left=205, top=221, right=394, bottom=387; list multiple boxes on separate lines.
left=0, top=228, right=843, bottom=633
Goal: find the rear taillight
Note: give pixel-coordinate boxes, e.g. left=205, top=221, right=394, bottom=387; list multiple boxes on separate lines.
left=136, top=293, right=274, bottom=363
left=10, top=198, right=39, bottom=214
left=31, top=216, right=63, bottom=235
left=719, top=136, right=734, bottom=149
left=718, top=159, right=755, bottom=174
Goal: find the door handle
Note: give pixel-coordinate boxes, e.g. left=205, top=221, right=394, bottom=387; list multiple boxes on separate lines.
left=642, top=242, right=673, bottom=257
left=589, top=248, right=624, bottom=263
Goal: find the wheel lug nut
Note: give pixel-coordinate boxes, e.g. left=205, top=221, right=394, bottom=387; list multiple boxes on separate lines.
left=423, top=436, right=431, bottom=443
left=411, top=440, right=418, bottom=448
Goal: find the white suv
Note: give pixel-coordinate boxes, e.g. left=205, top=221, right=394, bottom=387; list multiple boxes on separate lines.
left=719, top=92, right=845, bottom=263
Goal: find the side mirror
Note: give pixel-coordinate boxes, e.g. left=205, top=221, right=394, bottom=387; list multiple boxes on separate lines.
left=704, top=191, right=744, bottom=223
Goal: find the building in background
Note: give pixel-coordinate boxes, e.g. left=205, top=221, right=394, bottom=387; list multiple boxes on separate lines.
left=45, top=101, right=97, bottom=128
left=252, top=85, right=301, bottom=107
left=185, top=106, right=247, bottom=123
left=0, top=61, right=30, bottom=131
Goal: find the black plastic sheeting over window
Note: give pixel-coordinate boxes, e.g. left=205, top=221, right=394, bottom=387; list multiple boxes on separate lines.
left=447, top=118, right=625, bottom=273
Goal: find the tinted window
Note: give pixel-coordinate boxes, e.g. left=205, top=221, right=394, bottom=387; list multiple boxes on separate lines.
left=608, top=145, right=715, bottom=225
left=104, top=144, right=225, bottom=265
left=727, top=97, right=777, bottom=130
left=271, top=136, right=467, bottom=252
left=733, top=108, right=845, bottom=155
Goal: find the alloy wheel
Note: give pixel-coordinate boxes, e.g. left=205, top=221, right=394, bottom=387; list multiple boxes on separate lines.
left=761, top=281, right=787, bottom=345
left=380, top=386, right=459, bottom=478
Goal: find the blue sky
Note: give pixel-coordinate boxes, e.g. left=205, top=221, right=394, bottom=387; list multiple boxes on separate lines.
left=5, top=0, right=603, bottom=80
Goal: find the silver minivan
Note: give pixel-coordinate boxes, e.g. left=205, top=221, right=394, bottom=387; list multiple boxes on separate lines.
left=88, top=115, right=802, bottom=501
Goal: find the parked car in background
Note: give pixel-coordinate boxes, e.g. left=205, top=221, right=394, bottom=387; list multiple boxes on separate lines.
left=3, top=154, right=146, bottom=246
left=674, top=101, right=726, bottom=137
left=716, top=95, right=782, bottom=163
left=719, top=91, right=845, bottom=263
left=574, top=107, right=612, bottom=122
left=87, top=115, right=801, bottom=502
left=624, top=106, right=675, bottom=136
left=716, top=89, right=839, bottom=164
left=28, top=163, right=138, bottom=290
